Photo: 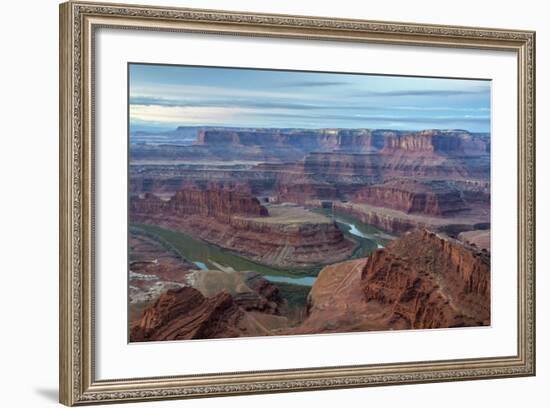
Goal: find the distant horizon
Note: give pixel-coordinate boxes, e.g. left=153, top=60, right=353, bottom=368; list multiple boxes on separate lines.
left=129, top=63, right=491, bottom=133
left=130, top=124, right=490, bottom=135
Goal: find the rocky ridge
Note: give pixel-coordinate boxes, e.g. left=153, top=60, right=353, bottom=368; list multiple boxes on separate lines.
left=130, top=188, right=356, bottom=268
left=130, top=287, right=271, bottom=341
left=196, top=128, right=490, bottom=156
left=293, top=229, right=490, bottom=334
left=131, top=229, right=490, bottom=341
left=353, top=179, right=469, bottom=216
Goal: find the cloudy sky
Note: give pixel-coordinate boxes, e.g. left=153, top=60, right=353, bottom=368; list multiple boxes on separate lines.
left=129, top=63, right=491, bottom=133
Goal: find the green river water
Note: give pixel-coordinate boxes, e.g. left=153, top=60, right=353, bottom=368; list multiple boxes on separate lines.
left=130, top=210, right=391, bottom=287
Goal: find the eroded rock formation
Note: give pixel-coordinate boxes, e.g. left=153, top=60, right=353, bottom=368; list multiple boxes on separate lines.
left=293, top=229, right=490, bottom=334
left=130, top=228, right=491, bottom=341
left=194, top=128, right=490, bottom=156
left=353, top=179, right=469, bottom=216
left=331, top=201, right=488, bottom=235
left=130, top=129, right=490, bottom=224
left=130, top=270, right=290, bottom=341
left=131, top=187, right=268, bottom=222
left=130, top=189, right=356, bottom=268
left=186, top=269, right=284, bottom=315
left=131, top=128, right=489, bottom=168
left=381, top=129, right=490, bottom=155
left=128, top=230, right=197, bottom=323
left=130, top=287, right=271, bottom=341
left=128, top=126, right=492, bottom=340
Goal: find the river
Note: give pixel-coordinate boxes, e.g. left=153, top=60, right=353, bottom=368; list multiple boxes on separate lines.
left=131, top=212, right=390, bottom=287
left=312, top=208, right=390, bottom=250
left=261, top=275, right=317, bottom=286
left=337, top=220, right=385, bottom=249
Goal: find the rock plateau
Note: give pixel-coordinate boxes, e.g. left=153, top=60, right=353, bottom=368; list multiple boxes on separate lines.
left=130, top=187, right=356, bottom=268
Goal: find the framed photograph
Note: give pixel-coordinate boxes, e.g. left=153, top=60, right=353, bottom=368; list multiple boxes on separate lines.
left=59, top=1, right=536, bottom=405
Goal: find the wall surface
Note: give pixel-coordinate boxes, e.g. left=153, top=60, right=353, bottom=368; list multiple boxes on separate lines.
left=0, top=0, right=546, bottom=407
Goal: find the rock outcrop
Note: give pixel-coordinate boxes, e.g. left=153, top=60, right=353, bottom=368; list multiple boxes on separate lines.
left=129, top=125, right=493, bottom=341
left=197, top=129, right=336, bottom=148
left=131, top=128, right=490, bottom=220
left=243, top=272, right=284, bottom=309
left=195, top=128, right=489, bottom=156
left=130, top=287, right=271, bottom=341
left=186, top=269, right=285, bottom=315
left=353, top=179, right=469, bottom=216
left=131, top=128, right=489, bottom=164
left=293, top=229, right=490, bottom=334
left=128, top=230, right=197, bottom=323
left=130, top=189, right=356, bottom=268
left=381, top=129, right=490, bottom=155
left=331, top=201, right=489, bottom=235
left=277, top=178, right=340, bottom=204
left=458, top=229, right=491, bottom=251
left=131, top=187, right=268, bottom=222
left=131, top=229, right=491, bottom=341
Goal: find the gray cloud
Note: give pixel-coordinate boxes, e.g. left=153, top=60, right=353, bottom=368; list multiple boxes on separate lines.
left=276, top=80, right=349, bottom=88
left=130, top=96, right=355, bottom=111
left=130, top=96, right=487, bottom=113
left=350, top=88, right=490, bottom=98
left=245, top=111, right=490, bottom=125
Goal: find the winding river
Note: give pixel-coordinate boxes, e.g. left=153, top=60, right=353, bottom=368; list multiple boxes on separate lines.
left=337, top=220, right=385, bottom=249
left=131, top=212, right=390, bottom=287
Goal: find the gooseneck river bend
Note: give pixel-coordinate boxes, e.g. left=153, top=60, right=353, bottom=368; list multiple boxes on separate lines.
left=131, top=211, right=390, bottom=287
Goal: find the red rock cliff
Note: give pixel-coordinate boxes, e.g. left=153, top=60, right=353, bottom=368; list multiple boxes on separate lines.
left=196, top=128, right=489, bottom=156
left=131, top=187, right=269, bottom=222
left=353, top=179, right=469, bottom=216
left=292, top=229, right=490, bottom=334
left=130, top=287, right=271, bottom=341
left=130, top=189, right=356, bottom=268
left=360, top=230, right=490, bottom=329
left=382, top=129, right=489, bottom=155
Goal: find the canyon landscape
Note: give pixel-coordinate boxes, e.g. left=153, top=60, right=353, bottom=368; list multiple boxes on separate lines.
left=128, top=64, right=491, bottom=341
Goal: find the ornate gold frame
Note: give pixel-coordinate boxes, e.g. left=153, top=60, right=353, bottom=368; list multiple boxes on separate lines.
left=59, top=1, right=536, bottom=405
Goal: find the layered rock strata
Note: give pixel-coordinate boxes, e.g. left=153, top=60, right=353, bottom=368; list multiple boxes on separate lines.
left=186, top=269, right=284, bottom=315
left=293, top=229, right=490, bottom=334
left=131, top=188, right=268, bottom=221
left=130, top=270, right=289, bottom=341
left=130, top=287, right=272, bottom=341
left=130, top=129, right=490, bottom=212
left=331, top=201, right=489, bottom=235
left=194, top=128, right=490, bottom=156
left=128, top=231, right=196, bottom=322
left=130, top=189, right=356, bottom=268
left=131, top=229, right=491, bottom=341
left=353, top=179, right=469, bottom=216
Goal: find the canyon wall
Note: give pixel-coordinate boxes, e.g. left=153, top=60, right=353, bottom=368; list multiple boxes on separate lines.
left=131, top=128, right=490, bottom=164
left=353, top=179, right=469, bottom=216
left=332, top=202, right=438, bottom=233
left=130, top=128, right=490, bottom=214
left=329, top=201, right=488, bottom=235
left=382, top=129, right=490, bottom=155
left=130, top=188, right=268, bottom=222
left=293, top=229, right=490, bottom=334
left=196, top=129, right=343, bottom=149
left=130, top=287, right=272, bottom=341
left=130, top=189, right=356, bottom=268
left=130, top=228, right=491, bottom=341
left=195, top=128, right=490, bottom=156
